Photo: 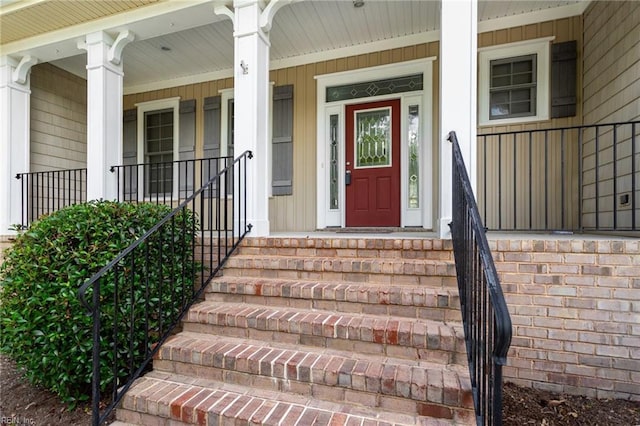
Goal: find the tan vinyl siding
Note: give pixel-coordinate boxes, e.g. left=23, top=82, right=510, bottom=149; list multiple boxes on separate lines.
left=124, top=45, right=439, bottom=232
left=477, top=17, right=583, bottom=230
left=581, top=1, right=640, bottom=230
left=268, top=43, right=440, bottom=232
left=30, top=63, right=87, bottom=172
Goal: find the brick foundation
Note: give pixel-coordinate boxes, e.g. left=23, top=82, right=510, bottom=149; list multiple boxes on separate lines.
left=489, top=238, right=640, bottom=400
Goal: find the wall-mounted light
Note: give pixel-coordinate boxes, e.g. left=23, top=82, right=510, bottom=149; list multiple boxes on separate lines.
left=240, top=60, right=249, bottom=75
left=353, top=0, right=364, bottom=8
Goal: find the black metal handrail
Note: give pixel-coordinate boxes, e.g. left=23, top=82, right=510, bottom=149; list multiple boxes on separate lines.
left=15, top=168, right=87, bottom=229
left=111, top=156, right=232, bottom=197
left=449, top=132, right=512, bottom=426
left=78, top=150, right=252, bottom=426
left=477, top=120, right=639, bottom=232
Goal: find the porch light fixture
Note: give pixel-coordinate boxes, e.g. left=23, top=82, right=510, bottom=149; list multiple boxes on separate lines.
left=353, top=0, right=364, bottom=7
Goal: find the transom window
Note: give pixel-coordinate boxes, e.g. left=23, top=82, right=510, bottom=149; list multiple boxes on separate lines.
left=489, top=55, right=537, bottom=119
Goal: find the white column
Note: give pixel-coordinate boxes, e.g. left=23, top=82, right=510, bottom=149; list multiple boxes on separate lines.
left=439, top=0, right=477, bottom=238
left=0, top=55, right=36, bottom=234
left=233, top=0, right=271, bottom=236
left=79, top=31, right=133, bottom=201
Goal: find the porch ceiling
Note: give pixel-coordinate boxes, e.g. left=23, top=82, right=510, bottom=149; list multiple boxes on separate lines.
left=0, top=0, right=587, bottom=92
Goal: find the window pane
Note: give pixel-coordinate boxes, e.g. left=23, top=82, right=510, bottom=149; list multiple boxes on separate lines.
left=408, top=105, right=419, bottom=209
left=491, top=75, right=511, bottom=88
left=329, top=114, right=339, bottom=210
left=489, top=54, right=537, bottom=120
left=355, top=109, right=391, bottom=168
left=145, top=109, right=174, bottom=195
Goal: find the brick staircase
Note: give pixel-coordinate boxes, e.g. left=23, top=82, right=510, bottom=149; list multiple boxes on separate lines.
left=115, top=237, right=474, bottom=425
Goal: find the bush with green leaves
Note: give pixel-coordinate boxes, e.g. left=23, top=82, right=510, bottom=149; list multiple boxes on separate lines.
left=0, top=200, right=199, bottom=405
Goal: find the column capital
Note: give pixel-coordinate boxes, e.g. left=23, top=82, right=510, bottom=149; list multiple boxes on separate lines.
left=0, top=55, right=38, bottom=87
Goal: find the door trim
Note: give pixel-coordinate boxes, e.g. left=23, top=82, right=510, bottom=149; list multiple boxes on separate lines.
left=315, top=58, right=434, bottom=229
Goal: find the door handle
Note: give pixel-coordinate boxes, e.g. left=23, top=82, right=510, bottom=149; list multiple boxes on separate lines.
left=345, top=170, right=352, bottom=185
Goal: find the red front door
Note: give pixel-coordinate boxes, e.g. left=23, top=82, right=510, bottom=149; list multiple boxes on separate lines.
left=345, top=99, right=401, bottom=227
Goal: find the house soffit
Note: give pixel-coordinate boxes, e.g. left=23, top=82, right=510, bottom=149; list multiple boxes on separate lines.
left=0, top=0, right=161, bottom=45
left=0, top=0, right=588, bottom=93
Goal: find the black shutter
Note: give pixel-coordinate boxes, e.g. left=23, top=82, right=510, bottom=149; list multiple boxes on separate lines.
left=179, top=99, right=196, bottom=195
left=122, top=108, right=137, bottom=199
left=551, top=40, right=577, bottom=118
left=272, top=85, right=293, bottom=196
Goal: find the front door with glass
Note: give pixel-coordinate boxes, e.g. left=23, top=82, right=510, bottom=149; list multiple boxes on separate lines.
left=345, top=99, right=401, bottom=227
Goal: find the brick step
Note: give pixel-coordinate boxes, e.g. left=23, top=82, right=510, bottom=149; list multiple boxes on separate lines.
left=117, top=372, right=470, bottom=426
left=223, top=255, right=457, bottom=287
left=205, top=277, right=462, bottom=322
left=154, top=332, right=473, bottom=411
left=183, top=301, right=466, bottom=364
left=234, top=237, right=453, bottom=260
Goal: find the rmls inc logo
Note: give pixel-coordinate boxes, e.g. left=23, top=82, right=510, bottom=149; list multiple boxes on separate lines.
left=0, top=414, right=35, bottom=425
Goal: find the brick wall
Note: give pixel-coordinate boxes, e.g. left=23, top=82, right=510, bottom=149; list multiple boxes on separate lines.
left=489, top=238, right=639, bottom=400
left=0, top=236, right=15, bottom=264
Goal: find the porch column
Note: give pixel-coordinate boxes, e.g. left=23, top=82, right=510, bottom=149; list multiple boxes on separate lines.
left=0, top=55, right=37, bottom=234
left=79, top=31, right=133, bottom=201
left=438, top=0, right=478, bottom=238
left=232, top=0, right=271, bottom=236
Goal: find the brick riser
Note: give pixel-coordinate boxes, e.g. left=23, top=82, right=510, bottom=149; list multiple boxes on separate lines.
left=117, top=237, right=474, bottom=425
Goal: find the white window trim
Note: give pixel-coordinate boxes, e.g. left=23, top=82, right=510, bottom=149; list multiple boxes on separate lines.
left=478, top=36, right=554, bottom=126
left=134, top=97, right=181, bottom=199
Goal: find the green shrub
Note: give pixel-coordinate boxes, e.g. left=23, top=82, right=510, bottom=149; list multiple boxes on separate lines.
left=0, top=200, right=199, bottom=405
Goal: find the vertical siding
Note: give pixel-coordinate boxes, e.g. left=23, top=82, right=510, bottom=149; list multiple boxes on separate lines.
left=477, top=17, right=583, bottom=230
left=124, top=44, right=438, bottom=232
left=582, top=1, right=640, bottom=230
left=30, top=63, right=87, bottom=171
left=268, top=42, right=440, bottom=232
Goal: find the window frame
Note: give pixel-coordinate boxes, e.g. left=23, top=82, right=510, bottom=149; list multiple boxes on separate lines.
left=135, top=97, right=181, bottom=198
left=478, top=37, right=553, bottom=126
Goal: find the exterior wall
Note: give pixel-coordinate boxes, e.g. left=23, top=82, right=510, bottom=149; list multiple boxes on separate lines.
left=477, top=17, right=583, bottom=231
left=581, top=1, right=640, bottom=230
left=123, top=44, right=439, bottom=232
left=269, top=44, right=440, bottom=232
left=492, top=238, right=640, bottom=400
left=30, top=63, right=87, bottom=172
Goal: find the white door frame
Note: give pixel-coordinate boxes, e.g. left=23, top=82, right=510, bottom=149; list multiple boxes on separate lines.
left=315, top=58, right=434, bottom=229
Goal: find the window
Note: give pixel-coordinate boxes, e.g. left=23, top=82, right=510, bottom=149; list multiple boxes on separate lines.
left=135, top=97, right=180, bottom=198
left=145, top=109, right=174, bottom=195
left=489, top=55, right=536, bottom=119
left=479, top=37, right=553, bottom=126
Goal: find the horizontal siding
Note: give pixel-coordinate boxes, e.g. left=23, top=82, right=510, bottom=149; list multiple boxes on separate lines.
left=30, top=63, right=87, bottom=172
left=582, top=1, right=640, bottom=230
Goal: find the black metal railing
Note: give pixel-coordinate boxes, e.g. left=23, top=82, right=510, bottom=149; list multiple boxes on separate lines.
left=449, top=132, right=512, bottom=426
left=111, top=156, right=232, bottom=202
left=78, top=150, right=252, bottom=426
left=15, top=168, right=87, bottom=229
left=477, top=121, right=639, bottom=232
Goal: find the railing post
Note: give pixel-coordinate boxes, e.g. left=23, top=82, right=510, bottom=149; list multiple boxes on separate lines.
left=90, top=278, right=101, bottom=426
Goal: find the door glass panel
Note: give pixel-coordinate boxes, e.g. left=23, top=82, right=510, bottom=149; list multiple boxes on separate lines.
left=329, top=114, right=339, bottom=210
left=408, top=105, right=419, bottom=208
left=355, top=108, right=391, bottom=168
